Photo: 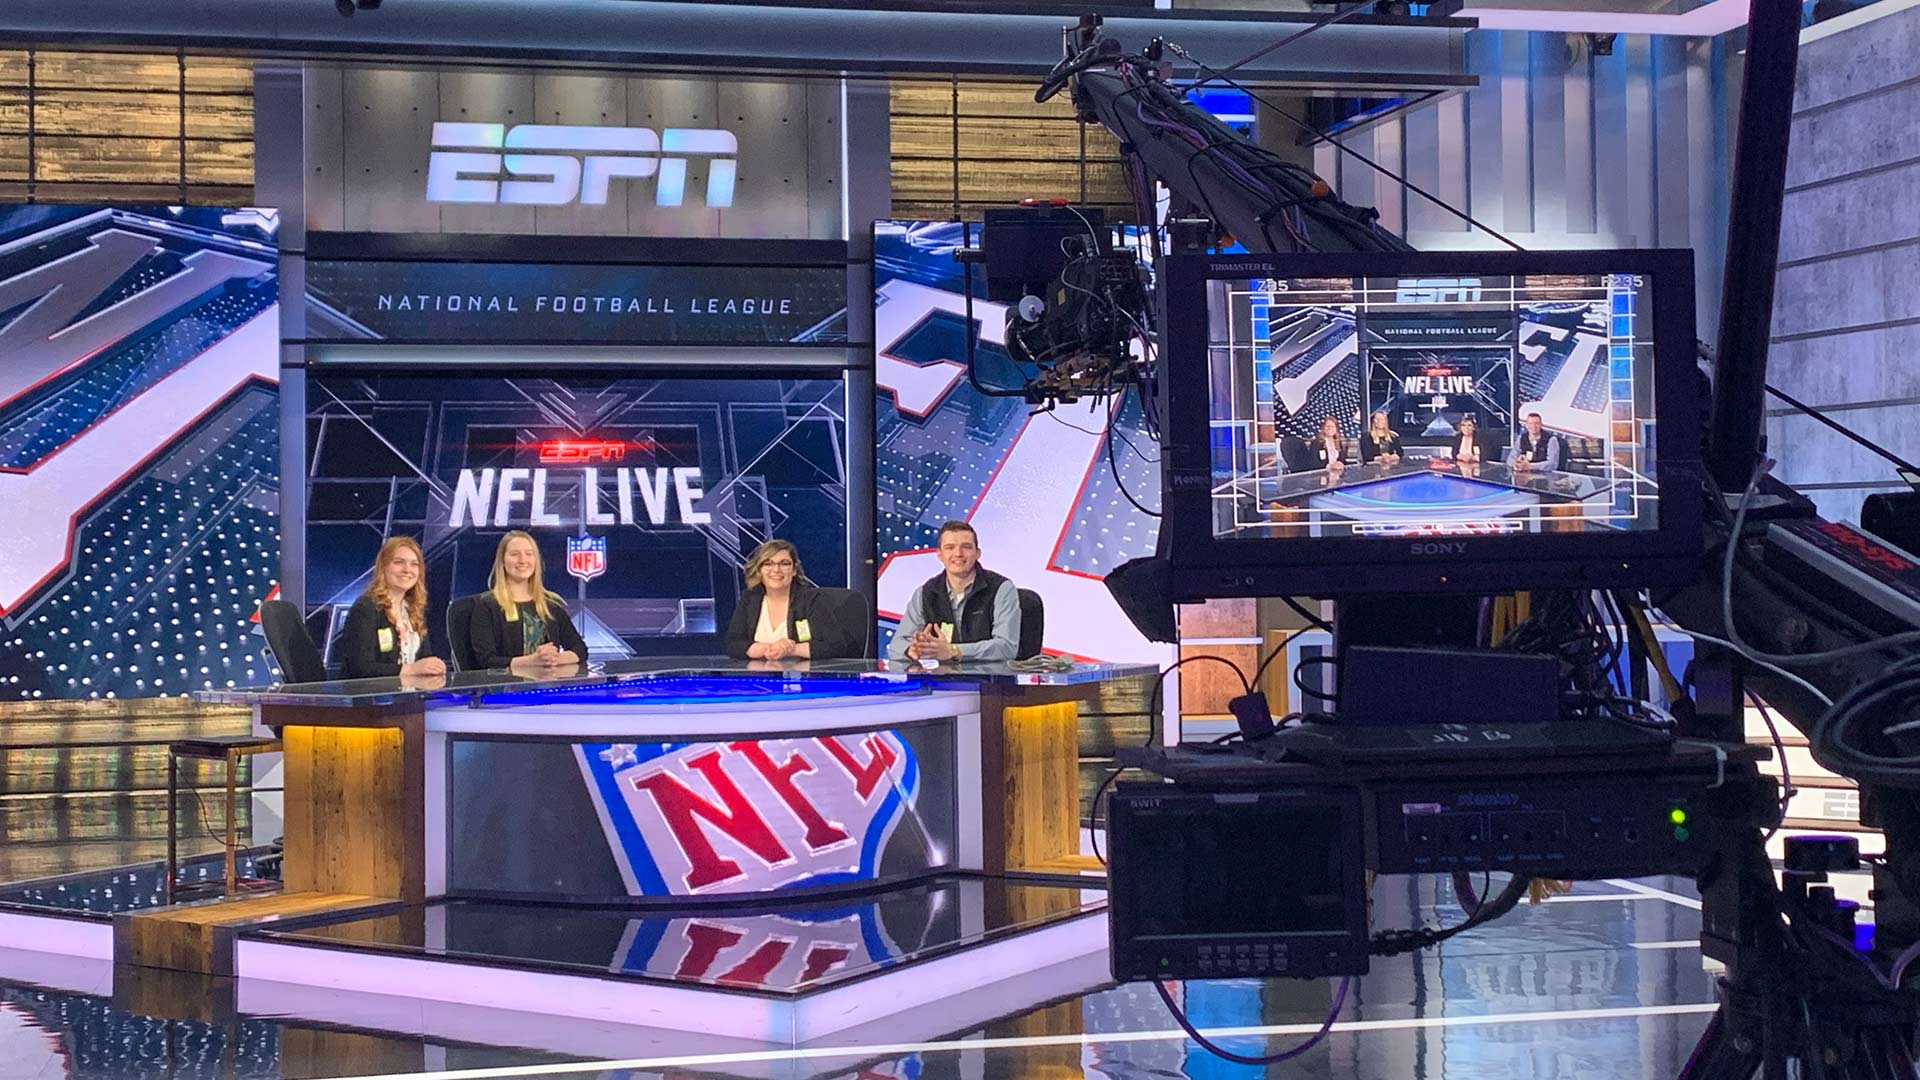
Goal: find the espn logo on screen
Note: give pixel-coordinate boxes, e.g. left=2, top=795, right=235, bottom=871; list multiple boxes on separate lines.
left=1396, top=277, right=1484, bottom=304
left=426, top=122, right=738, bottom=207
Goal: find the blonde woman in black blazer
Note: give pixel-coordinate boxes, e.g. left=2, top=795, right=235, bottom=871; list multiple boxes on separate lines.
left=468, top=531, right=588, bottom=673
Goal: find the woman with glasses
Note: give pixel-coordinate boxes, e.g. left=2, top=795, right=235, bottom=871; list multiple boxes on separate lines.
left=723, top=540, right=860, bottom=661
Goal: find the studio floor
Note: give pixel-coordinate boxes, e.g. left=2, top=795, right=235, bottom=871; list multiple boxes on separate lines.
left=0, top=872, right=1721, bottom=1080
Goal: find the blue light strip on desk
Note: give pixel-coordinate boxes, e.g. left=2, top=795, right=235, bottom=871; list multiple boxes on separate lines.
left=472, top=674, right=928, bottom=708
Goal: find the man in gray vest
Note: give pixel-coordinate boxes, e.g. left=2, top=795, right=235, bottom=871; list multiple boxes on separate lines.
left=1508, top=411, right=1566, bottom=472
left=888, top=520, right=1021, bottom=662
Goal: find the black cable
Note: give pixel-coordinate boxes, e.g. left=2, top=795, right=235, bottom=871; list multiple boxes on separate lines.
left=1159, top=41, right=1522, bottom=252
left=1597, top=589, right=1631, bottom=698
left=1293, top=654, right=1340, bottom=704
left=1809, top=654, right=1920, bottom=789
left=1146, top=653, right=1253, bottom=747
left=1252, top=625, right=1316, bottom=692
left=1749, top=691, right=1795, bottom=841
left=1111, top=383, right=1161, bottom=456
left=961, top=229, right=1028, bottom=401
left=1087, top=764, right=1124, bottom=866
left=1185, top=0, right=1378, bottom=93
left=1767, top=383, right=1920, bottom=478
left=1284, top=596, right=1333, bottom=632
left=1372, top=872, right=1532, bottom=956
left=1094, top=653, right=1255, bottom=865
left=187, top=784, right=231, bottom=847
left=1799, top=997, right=1830, bottom=1080
left=1105, top=387, right=1162, bottom=518
left=1153, top=977, right=1349, bottom=1066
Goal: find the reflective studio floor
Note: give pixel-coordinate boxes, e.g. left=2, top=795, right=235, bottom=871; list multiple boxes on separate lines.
left=0, top=874, right=1720, bottom=1080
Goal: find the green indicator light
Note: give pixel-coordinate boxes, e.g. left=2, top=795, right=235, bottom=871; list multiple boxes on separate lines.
left=1675, top=826, right=1691, bottom=842
left=1669, top=808, right=1688, bottom=825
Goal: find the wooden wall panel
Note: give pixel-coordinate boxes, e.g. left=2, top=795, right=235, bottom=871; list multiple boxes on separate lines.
left=0, top=89, right=25, bottom=134
left=35, top=136, right=181, bottom=183
left=184, top=95, right=254, bottom=141
left=32, top=92, right=188, bottom=137
left=1179, top=643, right=1259, bottom=717
left=890, top=78, right=1134, bottom=222
left=277, top=711, right=425, bottom=903
left=0, top=48, right=254, bottom=204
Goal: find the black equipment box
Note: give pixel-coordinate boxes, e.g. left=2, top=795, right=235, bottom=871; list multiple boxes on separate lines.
left=1106, top=733, right=1773, bottom=982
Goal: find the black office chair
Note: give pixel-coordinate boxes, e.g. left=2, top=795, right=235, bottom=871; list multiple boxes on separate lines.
left=809, top=587, right=875, bottom=659
left=1016, top=588, right=1045, bottom=660
left=446, top=594, right=482, bottom=672
left=260, top=599, right=326, bottom=684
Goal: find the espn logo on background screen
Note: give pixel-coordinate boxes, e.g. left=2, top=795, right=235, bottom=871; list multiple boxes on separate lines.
left=426, top=122, right=738, bottom=207
left=1396, top=277, right=1484, bottom=304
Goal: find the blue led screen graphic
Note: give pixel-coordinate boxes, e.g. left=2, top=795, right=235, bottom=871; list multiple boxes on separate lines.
left=872, top=221, right=1163, bottom=662
left=0, top=206, right=281, bottom=701
left=303, top=373, right=848, bottom=664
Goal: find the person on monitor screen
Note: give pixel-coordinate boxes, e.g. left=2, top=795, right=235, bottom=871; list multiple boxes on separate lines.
left=468, top=531, right=588, bottom=673
left=1508, top=412, right=1566, bottom=472
left=340, top=536, right=447, bottom=681
left=1313, top=416, right=1348, bottom=471
left=888, top=520, right=1020, bottom=663
left=1359, top=412, right=1403, bottom=466
left=724, top=539, right=862, bottom=661
left=1448, top=415, right=1489, bottom=467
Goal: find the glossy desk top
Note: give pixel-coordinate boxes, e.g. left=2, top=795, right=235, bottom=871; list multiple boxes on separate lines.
left=195, top=656, right=1160, bottom=708
left=1258, top=458, right=1614, bottom=503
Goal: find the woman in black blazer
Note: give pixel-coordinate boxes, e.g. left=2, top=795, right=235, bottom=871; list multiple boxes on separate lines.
left=1450, top=415, right=1489, bottom=466
left=340, top=536, right=448, bottom=680
left=724, top=540, right=861, bottom=661
left=1359, top=412, right=1403, bottom=465
left=468, top=531, right=588, bottom=673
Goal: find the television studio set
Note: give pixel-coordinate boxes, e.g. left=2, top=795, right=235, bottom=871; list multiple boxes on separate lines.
left=0, top=0, right=1917, bottom=1078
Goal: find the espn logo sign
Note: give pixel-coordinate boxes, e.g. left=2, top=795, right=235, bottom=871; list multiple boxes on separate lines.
left=426, top=122, right=738, bottom=207
left=1396, top=277, right=1484, bottom=304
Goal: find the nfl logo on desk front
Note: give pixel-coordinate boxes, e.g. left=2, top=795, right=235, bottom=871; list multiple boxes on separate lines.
left=566, top=535, right=608, bottom=582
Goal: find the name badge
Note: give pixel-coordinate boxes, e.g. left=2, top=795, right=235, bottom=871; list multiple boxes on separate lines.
left=795, top=619, right=812, bottom=643
left=376, top=627, right=395, bottom=653
left=938, top=622, right=956, bottom=641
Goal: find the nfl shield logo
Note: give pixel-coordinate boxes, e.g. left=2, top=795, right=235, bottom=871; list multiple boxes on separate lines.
left=566, top=535, right=608, bottom=582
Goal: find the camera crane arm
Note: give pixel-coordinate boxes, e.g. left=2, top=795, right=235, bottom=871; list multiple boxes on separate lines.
left=1038, top=17, right=1409, bottom=256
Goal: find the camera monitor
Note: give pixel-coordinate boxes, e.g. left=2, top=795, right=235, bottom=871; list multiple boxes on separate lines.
left=1107, top=784, right=1370, bottom=981
left=1157, top=249, right=1703, bottom=599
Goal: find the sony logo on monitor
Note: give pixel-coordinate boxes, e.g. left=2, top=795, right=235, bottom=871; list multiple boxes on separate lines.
left=1410, top=541, right=1468, bottom=556
left=426, top=122, right=738, bottom=207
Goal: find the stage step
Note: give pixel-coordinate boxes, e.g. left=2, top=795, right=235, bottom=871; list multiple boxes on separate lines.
left=115, top=890, right=395, bottom=975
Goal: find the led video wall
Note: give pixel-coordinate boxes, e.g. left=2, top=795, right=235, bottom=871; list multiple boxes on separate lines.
left=873, top=221, right=1162, bottom=661
left=0, top=206, right=281, bottom=701
left=304, top=372, right=847, bottom=660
